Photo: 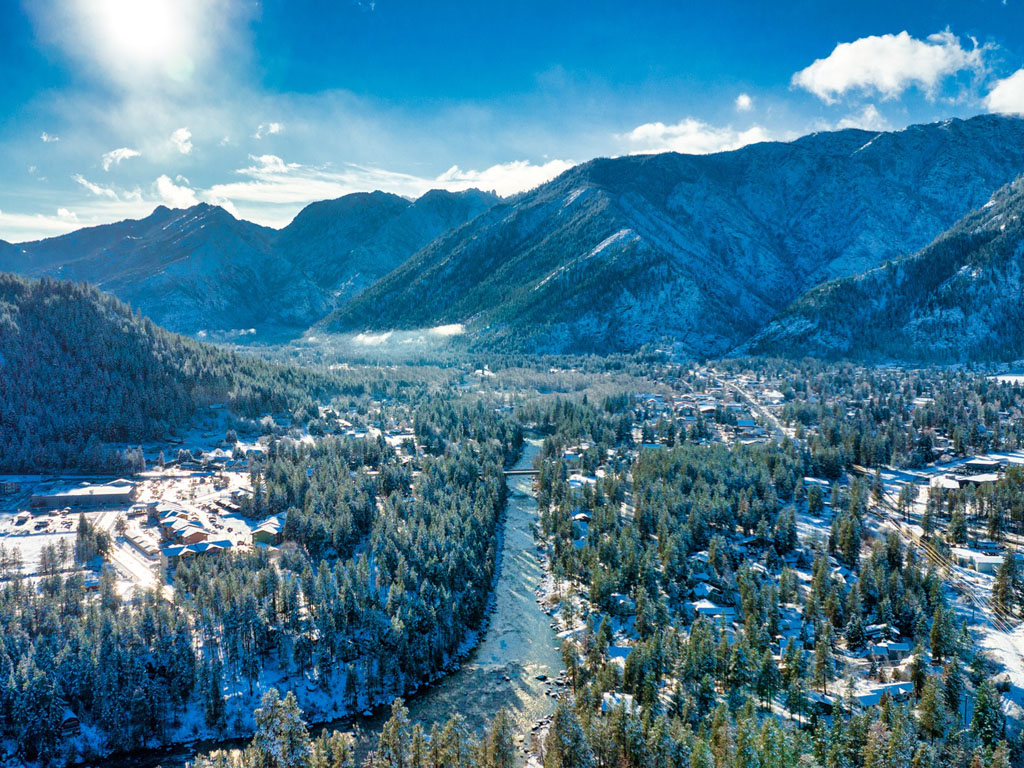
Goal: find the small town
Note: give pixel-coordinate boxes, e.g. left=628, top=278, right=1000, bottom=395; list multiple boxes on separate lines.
left=5, top=3, right=1024, bottom=767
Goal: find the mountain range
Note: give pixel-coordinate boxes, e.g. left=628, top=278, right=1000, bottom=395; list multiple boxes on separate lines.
left=325, top=114, right=1024, bottom=355
left=0, top=188, right=496, bottom=339
left=4, top=114, right=1024, bottom=359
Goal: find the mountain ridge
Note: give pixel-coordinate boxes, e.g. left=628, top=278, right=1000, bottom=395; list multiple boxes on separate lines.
left=0, top=189, right=498, bottom=339
left=324, top=114, right=1024, bottom=355
left=6, top=115, right=1024, bottom=356
left=0, top=271, right=337, bottom=472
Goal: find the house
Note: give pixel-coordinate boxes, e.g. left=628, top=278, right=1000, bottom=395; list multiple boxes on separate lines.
left=601, top=691, right=639, bottom=714
left=60, top=707, right=81, bottom=737
left=691, top=582, right=717, bottom=600
left=251, top=514, right=285, bottom=546
left=160, top=516, right=194, bottom=541
left=852, top=682, right=914, bottom=710
left=0, top=480, right=20, bottom=495
left=964, top=457, right=1002, bottom=475
left=162, top=545, right=193, bottom=567
left=952, top=547, right=1003, bottom=574
left=180, top=526, right=210, bottom=545
left=251, top=526, right=280, bottom=546
left=930, top=475, right=961, bottom=491
left=190, top=540, right=231, bottom=555
left=885, top=642, right=912, bottom=660
left=163, top=539, right=232, bottom=568
left=806, top=690, right=839, bottom=714
left=864, top=624, right=890, bottom=640
left=972, top=554, right=1003, bottom=574
left=689, top=599, right=738, bottom=621
left=868, top=641, right=912, bottom=661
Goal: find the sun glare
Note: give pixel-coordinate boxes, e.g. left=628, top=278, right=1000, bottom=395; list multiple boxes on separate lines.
left=83, top=0, right=195, bottom=79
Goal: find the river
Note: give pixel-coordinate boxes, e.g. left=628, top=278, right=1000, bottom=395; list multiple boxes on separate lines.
left=96, top=437, right=560, bottom=766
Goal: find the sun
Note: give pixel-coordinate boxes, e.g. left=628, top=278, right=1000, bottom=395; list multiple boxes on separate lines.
left=82, top=0, right=195, bottom=79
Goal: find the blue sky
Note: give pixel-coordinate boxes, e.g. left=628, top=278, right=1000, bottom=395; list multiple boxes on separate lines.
left=2, top=0, right=1024, bottom=241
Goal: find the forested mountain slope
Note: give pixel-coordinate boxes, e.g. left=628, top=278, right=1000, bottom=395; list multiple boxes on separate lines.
left=748, top=175, right=1024, bottom=361
left=274, top=188, right=497, bottom=301
left=0, top=189, right=496, bottom=339
left=0, top=203, right=317, bottom=337
left=326, top=115, right=1024, bottom=355
left=0, top=273, right=335, bottom=471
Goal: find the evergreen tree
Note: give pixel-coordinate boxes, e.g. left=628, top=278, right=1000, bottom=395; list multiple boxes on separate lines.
left=918, top=677, right=945, bottom=740
left=247, top=689, right=312, bottom=768
left=543, top=701, right=593, bottom=768
left=970, top=680, right=1005, bottom=747
left=484, top=708, right=516, bottom=768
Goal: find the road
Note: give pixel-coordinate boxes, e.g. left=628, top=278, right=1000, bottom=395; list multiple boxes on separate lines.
left=707, top=368, right=790, bottom=442
left=94, top=509, right=162, bottom=593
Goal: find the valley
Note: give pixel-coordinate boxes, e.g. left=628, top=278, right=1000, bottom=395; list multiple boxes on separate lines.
left=4, top=116, right=1024, bottom=768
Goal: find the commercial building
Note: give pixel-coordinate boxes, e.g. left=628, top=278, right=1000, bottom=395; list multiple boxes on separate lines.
left=30, top=479, right=136, bottom=509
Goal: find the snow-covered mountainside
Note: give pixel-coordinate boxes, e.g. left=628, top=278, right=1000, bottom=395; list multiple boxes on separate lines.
left=2, top=203, right=319, bottom=338
left=0, top=189, right=496, bottom=339
left=274, top=188, right=497, bottom=304
left=326, top=114, right=1024, bottom=355
left=748, top=175, right=1024, bottom=361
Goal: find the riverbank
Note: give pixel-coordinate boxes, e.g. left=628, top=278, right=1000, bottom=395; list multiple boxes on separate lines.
left=73, top=436, right=559, bottom=768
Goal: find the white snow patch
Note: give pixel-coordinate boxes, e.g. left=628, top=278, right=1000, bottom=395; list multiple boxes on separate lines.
left=590, top=228, right=637, bottom=257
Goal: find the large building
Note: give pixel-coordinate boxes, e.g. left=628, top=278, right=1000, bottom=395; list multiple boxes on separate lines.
left=31, top=479, right=136, bottom=509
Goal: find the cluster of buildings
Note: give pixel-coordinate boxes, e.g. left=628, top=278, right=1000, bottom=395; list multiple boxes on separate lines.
left=156, top=505, right=233, bottom=566
left=928, top=456, right=1005, bottom=491
left=156, top=504, right=286, bottom=567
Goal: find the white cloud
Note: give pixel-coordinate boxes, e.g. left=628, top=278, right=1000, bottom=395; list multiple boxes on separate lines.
left=985, top=69, right=1024, bottom=115
left=836, top=104, right=890, bottom=131
left=170, top=127, right=193, bottom=154
left=202, top=154, right=571, bottom=226
left=0, top=209, right=81, bottom=240
left=40, top=132, right=60, bottom=142
left=101, top=147, right=141, bottom=171
left=154, top=174, right=199, bottom=207
left=436, top=159, right=573, bottom=196
left=621, top=118, right=770, bottom=155
left=253, top=122, right=284, bottom=139
left=72, top=173, right=119, bottom=199
left=203, top=193, right=239, bottom=217
left=56, top=207, right=78, bottom=221
left=735, top=93, right=753, bottom=112
left=792, top=30, right=986, bottom=103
